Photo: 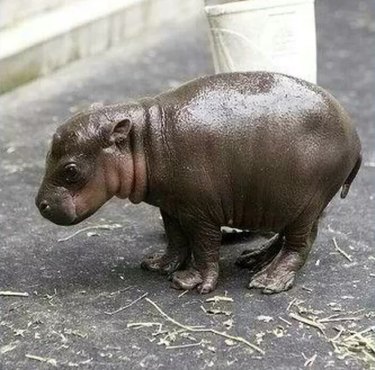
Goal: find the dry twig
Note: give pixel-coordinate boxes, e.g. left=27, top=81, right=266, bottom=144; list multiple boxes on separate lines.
left=304, top=353, right=317, bottom=367
left=178, top=290, right=189, bottom=298
left=166, top=341, right=203, bottom=350
left=127, top=322, right=162, bottom=330
left=206, top=296, right=233, bottom=303
left=0, top=291, right=29, bottom=297
left=279, top=317, right=292, bottom=326
left=26, top=354, right=57, bottom=366
left=332, top=237, right=352, bottom=262
left=146, top=297, right=264, bottom=354
left=289, top=312, right=325, bottom=334
left=105, top=293, right=148, bottom=315
left=318, top=315, right=362, bottom=324
left=58, top=224, right=122, bottom=242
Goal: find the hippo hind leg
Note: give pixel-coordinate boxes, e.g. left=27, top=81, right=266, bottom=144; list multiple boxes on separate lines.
left=235, top=233, right=284, bottom=273
left=248, top=220, right=318, bottom=294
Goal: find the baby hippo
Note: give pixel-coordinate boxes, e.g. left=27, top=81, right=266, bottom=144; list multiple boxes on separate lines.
left=36, top=72, right=361, bottom=294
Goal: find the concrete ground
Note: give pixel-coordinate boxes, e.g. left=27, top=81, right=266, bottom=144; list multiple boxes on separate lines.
left=0, top=0, right=374, bottom=369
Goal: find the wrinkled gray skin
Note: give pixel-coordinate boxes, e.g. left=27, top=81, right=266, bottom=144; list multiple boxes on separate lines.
left=36, top=72, right=362, bottom=294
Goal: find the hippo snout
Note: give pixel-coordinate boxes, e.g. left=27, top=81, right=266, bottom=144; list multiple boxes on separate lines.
left=35, top=188, right=76, bottom=226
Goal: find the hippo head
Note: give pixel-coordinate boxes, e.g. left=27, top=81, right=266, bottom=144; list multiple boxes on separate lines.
left=35, top=102, right=144, bottom=226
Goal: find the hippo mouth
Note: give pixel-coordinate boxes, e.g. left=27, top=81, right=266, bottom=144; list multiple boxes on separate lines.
left=69, top=199, right=109, bottom=225
left=69, top=208, right=98, bottom=225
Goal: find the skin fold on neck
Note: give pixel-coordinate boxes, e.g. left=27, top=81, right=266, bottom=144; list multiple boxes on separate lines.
left=116, top=103, right=149, bottom=204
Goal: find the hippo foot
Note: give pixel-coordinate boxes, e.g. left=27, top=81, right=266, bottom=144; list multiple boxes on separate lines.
left=171, top=267, right=203, bottom=291
left=236, top=234, right=283, bottom=273
left=247, top=246, right=296, bottom=293
left=248, top=262, right=296, bottom=294
left=141, top=253, right=187, bottom=275
left=171, top=263, right=218, bottom=294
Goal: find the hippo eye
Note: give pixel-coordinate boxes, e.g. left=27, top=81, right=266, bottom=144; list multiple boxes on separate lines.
left=63, top=163, right=80, bottom=184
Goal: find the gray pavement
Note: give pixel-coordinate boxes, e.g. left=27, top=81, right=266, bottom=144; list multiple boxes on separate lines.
left=0, top=1, right=374, bottom=369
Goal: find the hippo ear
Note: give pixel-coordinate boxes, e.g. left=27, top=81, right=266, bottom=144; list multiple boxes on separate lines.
left=109, top=118, right=132, bottom=146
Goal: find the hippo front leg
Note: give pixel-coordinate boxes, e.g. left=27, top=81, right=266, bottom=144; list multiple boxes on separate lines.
left=141, top=210, right=190, bottom=275
left=171, top=218, right=221, bottom=294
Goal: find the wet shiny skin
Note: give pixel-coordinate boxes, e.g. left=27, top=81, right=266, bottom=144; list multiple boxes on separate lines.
left=36, top=72, right=361, bottom=294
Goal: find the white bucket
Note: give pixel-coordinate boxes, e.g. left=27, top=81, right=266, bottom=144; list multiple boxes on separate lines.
left=205, top=0, right=317, bottom=83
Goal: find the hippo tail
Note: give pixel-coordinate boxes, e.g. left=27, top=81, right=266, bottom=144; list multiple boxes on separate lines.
left=340, top=154, right=362, bottom=199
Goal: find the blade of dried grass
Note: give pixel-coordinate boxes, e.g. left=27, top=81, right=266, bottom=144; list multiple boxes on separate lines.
left=146, top=297, right=264, bottom=355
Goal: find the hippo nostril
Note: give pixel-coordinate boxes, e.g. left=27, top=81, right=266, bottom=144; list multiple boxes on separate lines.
left=39, top=200, right=51, bottom=213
